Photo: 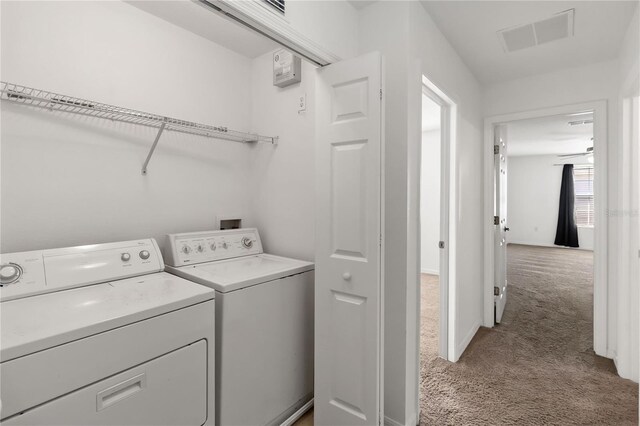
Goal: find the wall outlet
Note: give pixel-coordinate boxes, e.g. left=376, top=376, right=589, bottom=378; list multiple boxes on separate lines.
left=298, top=93, right=306, bottom=113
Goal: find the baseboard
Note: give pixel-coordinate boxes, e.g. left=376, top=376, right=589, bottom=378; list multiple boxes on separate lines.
left=420, top=268, right=439, bottom=275
left=454, top=321, right=481, bottom=361
left=384, top=416, right=405, bottom=426
left=507, top=242, right=593, bottom=251
left=280, top=398, right=313, bottom=426
left=384, top=413, right=418, bottom=426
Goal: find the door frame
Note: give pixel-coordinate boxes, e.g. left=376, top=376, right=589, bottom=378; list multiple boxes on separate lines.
left=419, top=77, right=456, bottom=361
left=483, top=100, right=609, bottom=357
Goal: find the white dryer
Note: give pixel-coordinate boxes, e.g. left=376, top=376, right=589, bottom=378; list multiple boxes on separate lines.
left=164, top=228, right=314, bottom=426
left=0, top=239, right=215, bottom=425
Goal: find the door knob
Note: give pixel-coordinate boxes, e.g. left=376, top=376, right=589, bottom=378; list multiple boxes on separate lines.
left=342, top=272, right=352, bottom=281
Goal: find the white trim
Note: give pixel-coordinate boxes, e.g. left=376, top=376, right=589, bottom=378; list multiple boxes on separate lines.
left=384, top=415, right=405, bottom=426
left=207, top=1, right=341, bottom=66
left=279, top=399, right=314, bottom=426
left=454, top=321, right=481, bottom=361
left=483, top=100, right=609, bottom=358
left=410, top=73, right=458, bottom=426
left=420, top=268, right=440, bottom=275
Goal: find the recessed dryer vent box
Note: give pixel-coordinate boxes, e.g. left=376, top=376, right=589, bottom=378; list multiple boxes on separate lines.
left=219, top=217, right=243, bottom=230
left=273, top=49, right=301, bottom=88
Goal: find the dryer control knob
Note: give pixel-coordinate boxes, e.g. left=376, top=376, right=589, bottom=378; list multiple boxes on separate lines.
left=0, top=264, right=22, bottom=285
left=121, top=253, right=131, bottom=262
left=196, top=244, right=204, bottom=253
left=210, top=243, right=217, bottom=251
left=181, top=245, right=192, bottom=254
left=241, top=237, right=253, bottom=249
left=139, top=250, right=150, bottom=260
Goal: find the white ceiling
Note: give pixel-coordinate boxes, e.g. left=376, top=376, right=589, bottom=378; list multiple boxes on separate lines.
left=507, top=112, right=593, bottom=157
left=422, top=94, right=441, bottom=132
left=126, top=1, right=278, bottom=59
left=420, top=1, right=638, bottom=84
left=348, top=1, right=380, bottom=11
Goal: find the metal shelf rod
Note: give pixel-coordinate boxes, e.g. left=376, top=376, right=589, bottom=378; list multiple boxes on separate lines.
left=142, top=120, right=167, bottom=175
left=1, top=81, right=278, bottom=174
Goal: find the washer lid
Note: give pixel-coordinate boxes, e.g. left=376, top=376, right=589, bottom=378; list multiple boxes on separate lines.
left=0, top=272, right=214, bottom=362
left=172, top=254, right=314, bottom=293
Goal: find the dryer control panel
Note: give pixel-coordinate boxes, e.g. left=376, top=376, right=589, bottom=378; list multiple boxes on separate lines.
left=164, top=228, right=263, bottom=267
left=0, top=239, right=163, bottom=302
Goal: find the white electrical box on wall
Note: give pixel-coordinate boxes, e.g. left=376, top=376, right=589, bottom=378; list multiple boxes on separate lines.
left=273, top=49, right=301, bottom=88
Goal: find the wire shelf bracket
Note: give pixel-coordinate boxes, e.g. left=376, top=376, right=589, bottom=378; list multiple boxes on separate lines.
left=0, top=81, right=278, bottom=175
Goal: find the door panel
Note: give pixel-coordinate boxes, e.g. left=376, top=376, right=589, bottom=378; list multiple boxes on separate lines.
left=315, top=51, right=383, bottom=426
left=331, top=140, right=368, bottom=259
left=3, top=341, right=207, bottom=426
left=494, top=125, right=508, bottom=323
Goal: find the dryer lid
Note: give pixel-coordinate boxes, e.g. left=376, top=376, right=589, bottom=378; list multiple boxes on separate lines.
left=0, top=272, right=214, bottom=362
left=172, top=254, right=314, bottom=293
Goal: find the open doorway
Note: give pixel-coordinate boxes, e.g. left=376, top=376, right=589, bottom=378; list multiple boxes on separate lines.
left=419, top=90, right=442, bottom=362
left=416, top=76, right=457, bottom=420
left=484, top=101, right=608, bottom=358
left=502, top=112, right=597, bottom=349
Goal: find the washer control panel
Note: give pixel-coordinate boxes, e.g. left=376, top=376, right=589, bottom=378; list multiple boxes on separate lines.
left=0, top=239, right=163, bottom=302
left=164, top=228, right=263, bottom=267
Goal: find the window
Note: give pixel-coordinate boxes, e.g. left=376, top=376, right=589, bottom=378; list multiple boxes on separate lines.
left=263, top=0, right=285, bottom=14
left=573, top=166, right=594, bottom=227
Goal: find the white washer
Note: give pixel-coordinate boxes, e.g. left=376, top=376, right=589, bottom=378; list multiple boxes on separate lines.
left=0, top=239, right=215, bottom=425
left=164, top=228, right=314, bottom=426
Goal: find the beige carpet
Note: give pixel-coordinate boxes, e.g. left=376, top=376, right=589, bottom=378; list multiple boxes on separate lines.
left=420, top=244, right=638, bottom=425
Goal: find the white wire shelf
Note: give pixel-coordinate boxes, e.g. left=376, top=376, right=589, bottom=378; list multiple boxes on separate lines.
left=0, top=81, right=278, bottom=174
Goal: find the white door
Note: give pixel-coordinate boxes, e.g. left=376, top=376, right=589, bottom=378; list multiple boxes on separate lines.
left=494, top=125, right=509, bottom=323
left=315, top=51, right=383, bottom=426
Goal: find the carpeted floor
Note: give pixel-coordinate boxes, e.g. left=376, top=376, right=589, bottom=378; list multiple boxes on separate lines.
left=420, top=244, right=638, bottom=425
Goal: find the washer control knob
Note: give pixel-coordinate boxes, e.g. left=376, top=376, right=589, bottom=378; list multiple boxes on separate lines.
left=210, top=243, right=217, bottom=251
left=196, top=244, right=204, bottom=253
left=139, top=250, right=150, bottom=260
left=121, top=253, right=131, bottom=262
left=222, top=242, right=228, bottom=249
left=181, top=245, right=192, bottom=254
left=0, top=264, right=22, bottom=285
left=241, top=237, right=253, bottom=249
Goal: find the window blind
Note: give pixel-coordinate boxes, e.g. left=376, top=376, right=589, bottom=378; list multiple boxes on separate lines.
left=573, top=167, right=594, bottom=227
left=263, top=0, right=285, bottom=14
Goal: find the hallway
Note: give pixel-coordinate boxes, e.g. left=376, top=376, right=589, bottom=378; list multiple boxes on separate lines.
left=420, top=244, right=638, bottom=425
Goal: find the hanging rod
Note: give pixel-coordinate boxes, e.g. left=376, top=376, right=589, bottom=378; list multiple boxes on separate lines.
left=0, top=81, right=278, bottom=174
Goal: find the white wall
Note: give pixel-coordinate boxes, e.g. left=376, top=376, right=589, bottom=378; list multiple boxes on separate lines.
left=0, top=1, right=257, bottom=253
left=614, top=4, right=639, bottom=383
left=484, top=58, right=620, bottom=363
left=286, top=0, right=359, bottom=60
left=507, top=155, right=594, bottom=250
left=357, top=4, right=412, bottom=424
left=358, top=2, right=484, bottom=424
left=421, top=129, right=440, bottom=274
left=249, top=51, right=317, bottom=262
left=408, top=8, right=485, bottom=426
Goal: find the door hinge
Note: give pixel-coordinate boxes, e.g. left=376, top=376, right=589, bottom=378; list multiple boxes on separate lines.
left=494, top=144, right=499, bottom=155
left=494, top=215, right=500, bottom=225
left=494, top=286, right=500, bottom=296
left=379, top=89, right=383, bottom=100
left=438, top=241, right=445, bottom=249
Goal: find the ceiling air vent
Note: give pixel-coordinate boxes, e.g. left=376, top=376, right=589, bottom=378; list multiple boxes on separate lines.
left=498, top=9, right=574, bottom=53
left=263, top=0, right=285, bottom=14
